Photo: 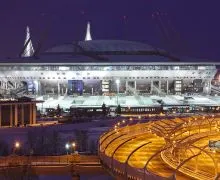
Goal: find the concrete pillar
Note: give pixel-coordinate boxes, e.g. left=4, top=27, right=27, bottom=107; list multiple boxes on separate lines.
left=29, top=103, right=33, bottom=124
left=21, top=104, right=24, bottom=125
left=14, top=104, right=18, bottom=126
left=0, top=105, right=1, bottom=127
left=159, top=81, right=161, bottom=91
left=32, top=104, right=36, bottom=124
left=134, top=81, right=137, bottom=90
left=126, top=81, right=128, bottom=91
left=58, top=82, right=60, bottom=96
left=10, top=105, right=13, bottom=127
left=167, top=80, right=169, bottom=94
left=150, top=80, right=153, bottom=94
left=38, top=81, right=41, bottom=95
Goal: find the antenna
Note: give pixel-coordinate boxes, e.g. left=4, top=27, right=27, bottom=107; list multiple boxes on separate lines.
left=85, top=22, right=92, bottom=41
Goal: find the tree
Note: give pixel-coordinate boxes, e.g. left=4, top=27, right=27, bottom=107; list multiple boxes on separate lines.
left=26, top=130, right=37, bottom=155
left=0, top=140, right=9, bottom=156
left=116, top=104, right=121, bottom=115
left=56, top=104, right=62, bottom=117
left=89, top=140, right=97, bottom=154
left=74, top=130, right=88, bottom=152
left=51, top=130, right=60, bottom=155
left=102, top=103, right=107, bottom=116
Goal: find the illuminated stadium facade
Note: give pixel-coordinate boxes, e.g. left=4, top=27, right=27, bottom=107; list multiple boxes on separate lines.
left=0, top=24, right=219, bottom=110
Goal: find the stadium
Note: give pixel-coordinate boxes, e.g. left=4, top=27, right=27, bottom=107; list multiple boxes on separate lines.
left=0, top=23, right=220, bottom=113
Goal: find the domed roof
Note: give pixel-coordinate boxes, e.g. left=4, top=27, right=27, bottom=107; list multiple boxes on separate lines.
left=43, top=40, right=180, bottom=62
left=45, top=40, right=160, bottom=54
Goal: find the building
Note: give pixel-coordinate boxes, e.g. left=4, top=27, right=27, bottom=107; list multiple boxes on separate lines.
left=0, top=97, right=42, bottom=127
left=0, top=23, right=219, bottom=110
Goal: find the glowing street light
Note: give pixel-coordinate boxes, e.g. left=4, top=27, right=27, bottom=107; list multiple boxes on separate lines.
left=15, top=141, right=20, bottom=149
left=72, top=142, right=76, bottom=153
left=14, top=141, right=20, bottom=155
left=65, top=143, right=70, bottom=149
left=65, top=143, right=70, bottom=155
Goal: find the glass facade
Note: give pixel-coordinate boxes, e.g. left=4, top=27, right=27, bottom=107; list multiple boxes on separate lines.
left=0, top=65, right=216, bottom=71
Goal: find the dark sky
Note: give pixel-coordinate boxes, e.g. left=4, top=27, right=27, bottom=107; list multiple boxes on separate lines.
left=0, top=0, right=220, bottom=60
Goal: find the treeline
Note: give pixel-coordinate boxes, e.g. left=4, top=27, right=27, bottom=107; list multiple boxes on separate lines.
left=0, top=128, right=98, bottom=156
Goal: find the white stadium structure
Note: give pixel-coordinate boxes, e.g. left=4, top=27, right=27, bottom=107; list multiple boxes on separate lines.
left=0, top=23, right=220, bottom=112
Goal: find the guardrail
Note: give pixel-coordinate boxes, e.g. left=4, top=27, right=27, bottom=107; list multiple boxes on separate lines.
left=0, top=155, right=99, bottom=167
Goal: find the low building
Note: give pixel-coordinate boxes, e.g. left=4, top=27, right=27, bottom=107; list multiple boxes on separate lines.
left=0, top=97, right=43, bottom=127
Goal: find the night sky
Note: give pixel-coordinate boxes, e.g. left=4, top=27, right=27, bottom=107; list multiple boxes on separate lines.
left=0, top=0, right=220, bottom=60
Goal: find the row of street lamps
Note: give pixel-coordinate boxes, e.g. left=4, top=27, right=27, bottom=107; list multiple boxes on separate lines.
left=12, top=141, right=76, bottom=155
left=65, top=142, right=76, bottom=154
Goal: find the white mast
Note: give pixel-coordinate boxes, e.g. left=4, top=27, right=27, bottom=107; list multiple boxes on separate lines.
left=85, top=22, right=92, bottom=41
left=22, top=26, right=35, bottom=57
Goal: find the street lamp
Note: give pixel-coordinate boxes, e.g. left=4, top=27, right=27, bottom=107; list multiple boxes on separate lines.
left=14, top=141, right=20, bottom=155
left=72, top=142, right=76, bottom=153
left=116, top=79, right=120, bottom=106
left=65, top=143, right=70, bottom=155
left=15, top=142, right=20, bottom=149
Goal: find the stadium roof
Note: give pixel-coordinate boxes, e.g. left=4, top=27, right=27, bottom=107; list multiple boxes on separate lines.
left=46, top=40, right=158, bottom=53
left=1, top=39, right=218, bottom=64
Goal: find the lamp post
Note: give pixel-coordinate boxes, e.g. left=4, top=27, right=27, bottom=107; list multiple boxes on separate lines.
left=116, top=79, right=120, bottom=106
left=14, top=141, right=20, bottom=155
left=65, top=143, right=70, bottom=155
left=72, top=142, right=76, bottom=154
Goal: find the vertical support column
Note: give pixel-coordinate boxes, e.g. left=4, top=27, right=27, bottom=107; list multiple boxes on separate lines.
left=38, top=81, right=41, bottom=95
left=21, top=104, right=24, bottom=126
left=58, top=82, right=60, bottom=97
left=0, top=105, right=2, bottom=127
left=126, top=81, right=128, bottom=92
left=159, top=81, right=161, bottom=91
left=150, top=80, right=153, bottom=94
left=14, top=104, right=18, bottom=126
left=167, top=80, right=169, bottom=94
left=32, top=104, right=36, bottom=124
left=29, top=103, right=33, bottom=125
left=134, top=80, right=137, bottom=95
left=10, top=105, right=13, bottom=127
